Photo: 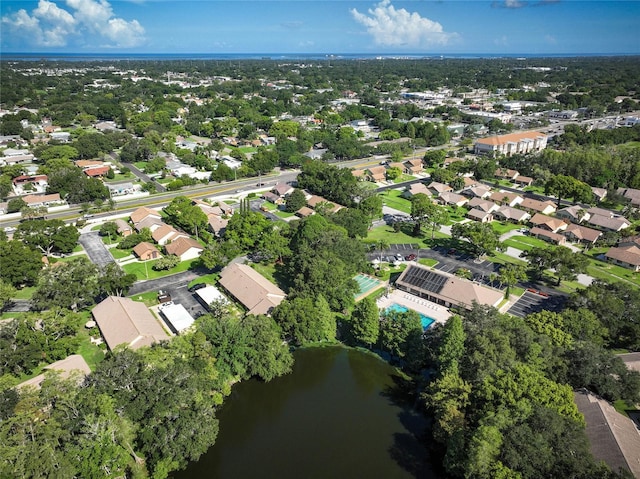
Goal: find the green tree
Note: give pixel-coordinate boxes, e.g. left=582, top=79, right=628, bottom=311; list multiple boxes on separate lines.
left=285, top=188, right=307, bottom=212
left=437, top=315, right=466, bottom=374
left=545, top=174, right=593, bottom=207
left=379, top=308, right=423, bottom=361
left=153, top=254, right=180, bottom=271
left=163, top=196, right=208, bottom=238
left=498, top=263, right=527, bottom=299
left=32, top=257, right=100, bottom=311
left=350, top=297, right=380, bottom=347
left=451, top=222, right=502, bottom=258
left=0, top=240, right=42, bottom=287
left=15, top=219, right=79, bottom=255
left=0, top=279, right=16, bottom=311
left=410, top=193, right=435, bottom=236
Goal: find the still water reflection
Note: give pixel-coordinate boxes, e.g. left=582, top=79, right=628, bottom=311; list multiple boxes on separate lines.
left=173, top=346, right=440, bottom=479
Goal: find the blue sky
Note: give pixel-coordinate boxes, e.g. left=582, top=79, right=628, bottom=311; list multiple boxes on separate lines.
left=1, top=1, right=639, bottom=54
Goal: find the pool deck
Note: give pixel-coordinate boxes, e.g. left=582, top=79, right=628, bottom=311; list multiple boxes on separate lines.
left=376, top=289, right=452, bottom=325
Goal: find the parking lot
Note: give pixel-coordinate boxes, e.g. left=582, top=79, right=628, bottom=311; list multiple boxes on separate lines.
left=507, top=290, right=566, bottom=318
left=128, top=270, right=208, bottom=317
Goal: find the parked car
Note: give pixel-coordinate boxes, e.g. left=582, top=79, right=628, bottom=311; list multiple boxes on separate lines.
left=405, top=253, right=417, bottom=261
left=395, top=253, right=404, bottom=261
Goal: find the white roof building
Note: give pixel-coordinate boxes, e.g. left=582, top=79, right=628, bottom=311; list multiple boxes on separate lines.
left=159, top=303, right=195, bottom=333
left=195, top=285, right=228, bottom=308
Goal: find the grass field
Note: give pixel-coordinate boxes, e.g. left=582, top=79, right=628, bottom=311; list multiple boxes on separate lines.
left=381, top=189, right=411, bottom=213
left=123, top=258, right=199, bottom=280
left=109, top=248, right=133, bottom=260
left=502, top=235, right=551, bottom=252
left=491, top=221, right=523, bottom=235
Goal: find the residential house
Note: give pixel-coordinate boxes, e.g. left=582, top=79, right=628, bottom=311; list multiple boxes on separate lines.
left=366, top=165, right=387, bottom=183
left=495, top=168, right=520, bottom=181
left=165, top=237, right=203, bottom=261
left=467, top=198, right=499, bottom=213
left=591, top=187, right=607, bottom=203
left=404, top=159, right=424, bottom=175
left=617, top=352, right=640, bottom=374
left=529, top=213, right=567, bottom=233
left=218, top=262, right=286, bottom=315
left=295, top=206, right=315, bottom=218
left=427, top=181, right=453, bottom=197
left=388, top=161, right=405, bottom=172
left=394, top=264, right=503, bottom=310
left=557, top=205, right=591, bottom=223
left=114, top=219, right=133, bottom=237
left=437, top=191, right=469, bottom=208
left=587, top=206, right=616, bottom=218
left=272, top=183, right=294, bottom=198
left=159, top=303, right=195, bottom=334
left=617, top=187, right=640, bottom=206
left=494, top=205, right=531, bottom=223
left=463, top=185, right=492, bottom=199
left=22, top=193, right=64, bottom=208
left=75, top=160, right=107, bottom=169
left=563, top=224, right=602, bottom=245
left=16, top=355, right=91, bottom=390
left=152, top=224, right=189, bottom=246
left=91, top=296, right=169, bottom=351
left=207, top=215, right=229, bottom=237
left=513, top=175, right=534, bottom=187
left=84, top=166, right=111, bottom=178
left=133, top=242, right=161, bottom=261
left=217, top=201, right=234, bottom=216
left=462, top=176, right=478, bottom=188
left=574, top=389, right=640, bottom=479
left=262, top=191, right=281, bottom=204
left=402, top=183, right=432, bottom=199
left=307, top=195, right=342, bottom=213
left=467, top=208, right=494, bottom=223
left=130, top=206, right=161, bottom=226
left=605, top=245, right=640, bottom=272
left=13, top=174, right=48, bottom=194
left=134, top=215, right=164, bottom=233
left=530, top=227, right=566, bottom=245
left=351, top=169, right=366, bottom=180
left=489, top=191, right=524, bottom=207
left=520, top=198, right=557, bottom=215
left=474, top=131, right=548, bottom=156
left=588, top=214, right=630, bottom=232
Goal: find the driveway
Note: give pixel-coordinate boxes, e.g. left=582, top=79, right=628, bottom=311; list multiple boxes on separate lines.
left=128, top=270, right=208, bottom=317
left=78, top=232, right=115, bottom=267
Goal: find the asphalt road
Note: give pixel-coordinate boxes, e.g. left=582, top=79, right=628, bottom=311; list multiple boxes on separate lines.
left=78, top=232, right=115, bottom=267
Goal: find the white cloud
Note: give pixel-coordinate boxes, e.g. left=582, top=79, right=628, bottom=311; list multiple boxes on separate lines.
left=492, top=0, right=527, bottom=8
left=1, top=0, right=145, bottom=48
left=350, top=0, right=458, bottom=48
left=545, top=34, right=557, bottom=44
left=494, top=35, right=509, bottom=46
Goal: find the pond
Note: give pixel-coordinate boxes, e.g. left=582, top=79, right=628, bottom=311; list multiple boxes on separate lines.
left=173, top=346, right=441, bottom=479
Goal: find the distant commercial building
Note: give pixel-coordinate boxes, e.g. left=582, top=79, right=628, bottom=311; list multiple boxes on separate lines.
left=474, top=131, right=548, bottom=156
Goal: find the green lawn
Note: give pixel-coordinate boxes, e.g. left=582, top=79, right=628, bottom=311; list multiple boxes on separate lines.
left=365, top=224, right=427, bottom=248
left=586, top=259, right=640, bottom=287
left=392, top=174, right=415, bottom=184
left=381, top=189, right=411, bottom=213
left=188, top=273, right=219, bottom=289
left=76, top=334, right=106, bottom=370
left=110, top=248, right=133, bottom=259
left=485, top=252, right=528, bottom=267
left=418, top=258, right=438, bottom=267
left=444, top=206, right=468, bottom=224
left=122, top=258, right=199, bottom=280
left=491, top=221, right=523, bottom=235
left=261, top=202, right=296, bottom=218
left=13, top=286, right=36, bottom=300
left=129, top=291, right=162, bottom=307
left=502, top=235, right=551, bottom=252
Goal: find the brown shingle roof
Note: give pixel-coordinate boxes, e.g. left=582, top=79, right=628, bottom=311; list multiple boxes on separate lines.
left=92, top=296, right=168, bottom=350
left=605, top=245, right=640, bottom=266
left=165, top=237, right=203, bottom=257
left=131, top=206, right=161, bottom=225
left=16, top=354, right=91, bottom=390
left=563, top=224, right=601, bottom=243
left=132, top=241, right=158, bottom=259
left=218, top=263, right=286, bottom=315
left=574, top=390, right=640, bottom=478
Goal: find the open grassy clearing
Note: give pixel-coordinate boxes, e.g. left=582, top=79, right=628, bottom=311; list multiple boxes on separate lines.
left=380, top=189, right=411, bottom=214
left=122, top=258, right=198, bottom=280
left=491, top=221, right=523, bottom=235
left=502, top=235, right=551, bottom=251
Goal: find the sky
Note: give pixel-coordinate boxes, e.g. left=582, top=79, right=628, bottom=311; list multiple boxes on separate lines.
left=1, top=0, right=639, bottom=55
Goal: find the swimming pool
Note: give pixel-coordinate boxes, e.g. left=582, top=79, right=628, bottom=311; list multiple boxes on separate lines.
left=386, top=303, right=435, bottom=330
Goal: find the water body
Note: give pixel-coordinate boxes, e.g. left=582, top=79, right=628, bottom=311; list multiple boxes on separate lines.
left=173, top=346, right=441, bottom=479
